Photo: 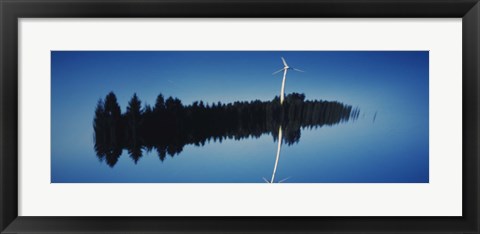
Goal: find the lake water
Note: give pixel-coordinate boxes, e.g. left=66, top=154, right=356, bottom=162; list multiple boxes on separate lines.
left=51, top=108, right=428, bottom=183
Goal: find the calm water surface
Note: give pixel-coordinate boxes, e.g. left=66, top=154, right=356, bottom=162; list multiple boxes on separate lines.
left=52, top=110, right=428, bottom=183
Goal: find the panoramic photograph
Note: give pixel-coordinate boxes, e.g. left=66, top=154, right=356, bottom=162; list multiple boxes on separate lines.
left=51, top=51, right=429, bottom=183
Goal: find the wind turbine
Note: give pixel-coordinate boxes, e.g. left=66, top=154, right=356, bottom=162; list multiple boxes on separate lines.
left=263, top=57, right=303, bottom=183
left=272, top=57, right=305, bottom=105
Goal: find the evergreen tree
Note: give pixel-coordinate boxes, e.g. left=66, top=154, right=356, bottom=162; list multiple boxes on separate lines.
left=126, top=93, right=143, bottom=141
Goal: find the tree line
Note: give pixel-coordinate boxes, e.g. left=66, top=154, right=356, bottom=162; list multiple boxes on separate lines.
left=93, top=92, right=359, bottom=167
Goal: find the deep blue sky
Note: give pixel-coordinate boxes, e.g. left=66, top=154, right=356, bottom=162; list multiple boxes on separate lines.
left=51, top=51, right=429, bottom=182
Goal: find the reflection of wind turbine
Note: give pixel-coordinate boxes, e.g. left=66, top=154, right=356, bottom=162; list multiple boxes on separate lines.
left=262, top=126, right=290, bottom=183
left=270, top=126, right=282, bottom=183
left=272, top=57, right=305, bottom=105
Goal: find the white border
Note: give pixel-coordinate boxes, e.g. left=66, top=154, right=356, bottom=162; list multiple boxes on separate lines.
left=19, top=18, right=462, bottom=216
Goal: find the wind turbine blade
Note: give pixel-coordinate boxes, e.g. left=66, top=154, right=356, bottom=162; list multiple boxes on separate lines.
left=272, top=68, right=284, bottom=75
left=262, top=177, right=270, bottom=183
left=278, top=176, right=291, bottom=183
left=293, top=68, right=305, bottom=72
left=281, top=57, right=288, bottom=67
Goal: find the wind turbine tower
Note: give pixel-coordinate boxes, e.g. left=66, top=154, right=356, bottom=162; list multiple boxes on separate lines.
left=272, top=57, right=304, bottom=104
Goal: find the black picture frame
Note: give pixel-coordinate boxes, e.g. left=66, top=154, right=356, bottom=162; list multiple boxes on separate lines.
left=1, top=0, right=479, bottom=233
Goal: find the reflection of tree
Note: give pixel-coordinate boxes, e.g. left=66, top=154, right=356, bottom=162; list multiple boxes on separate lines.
left=93, top=92, right=359, bottom=167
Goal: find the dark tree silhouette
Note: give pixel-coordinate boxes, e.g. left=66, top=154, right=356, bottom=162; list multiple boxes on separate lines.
left=94, top=92, right=359, bottom=167
left=93, top=92, right=123, bottom=167
left=125, top=93, right=143, bottom=163
left=154, top=94, right=166, bottom=112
